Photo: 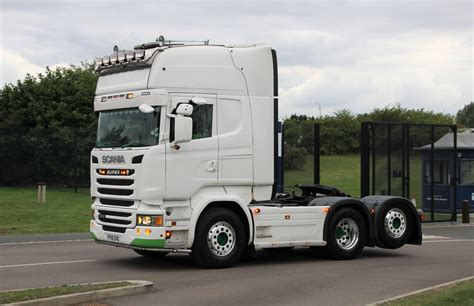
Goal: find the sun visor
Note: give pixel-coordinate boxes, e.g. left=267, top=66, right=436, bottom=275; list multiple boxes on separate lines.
left=95, top=68, right=150, bottom=95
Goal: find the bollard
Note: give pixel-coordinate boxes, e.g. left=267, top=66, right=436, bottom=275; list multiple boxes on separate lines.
left=37, top=184, right=42, bottom=204
left=41, top=184, right=46, bottom=204
left=462, top=200, right=470, bottom=224
left=37, top=183, right=46, bottom=204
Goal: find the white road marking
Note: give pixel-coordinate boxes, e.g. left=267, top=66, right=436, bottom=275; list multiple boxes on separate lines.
left=0, top=259, right=96, bottom=269
left=0, top=239, right=92, bottom=246
left=422, top=234, right=451, bottom=239
left=424, top=239, right=474, bottom=243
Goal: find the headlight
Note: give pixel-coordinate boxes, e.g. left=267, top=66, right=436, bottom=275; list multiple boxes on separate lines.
left=137, top=215, right=163, bottom=226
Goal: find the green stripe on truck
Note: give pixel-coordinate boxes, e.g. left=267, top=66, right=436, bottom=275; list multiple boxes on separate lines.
left=131, top=238, right=165, bottom=248
left=90, top=232, right=98, bottom=240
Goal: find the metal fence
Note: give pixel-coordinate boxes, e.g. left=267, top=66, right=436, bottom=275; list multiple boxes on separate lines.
left=361, top=122, right=458, bottom=222
left=0, top=127, right=96, bottom=189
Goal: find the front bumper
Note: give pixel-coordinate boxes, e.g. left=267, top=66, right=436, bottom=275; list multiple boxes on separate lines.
left=90, top=220, right=166, bottom=249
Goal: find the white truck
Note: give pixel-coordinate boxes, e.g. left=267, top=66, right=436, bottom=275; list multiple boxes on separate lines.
left=90, top=36, right=422, bottom=268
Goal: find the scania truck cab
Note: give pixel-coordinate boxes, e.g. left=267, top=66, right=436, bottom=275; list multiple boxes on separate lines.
left=90, top=37, right=422, bottom=268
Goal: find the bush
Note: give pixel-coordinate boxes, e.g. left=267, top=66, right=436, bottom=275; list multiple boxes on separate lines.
left=284, top=145, right=308, bottom=170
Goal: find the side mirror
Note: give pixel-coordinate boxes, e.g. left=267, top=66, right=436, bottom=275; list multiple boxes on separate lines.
left=176, top=104, right=193, bottom=116
left=139, top=103, right=155, bottom=114
left=174, top=116, right=192, bottom=143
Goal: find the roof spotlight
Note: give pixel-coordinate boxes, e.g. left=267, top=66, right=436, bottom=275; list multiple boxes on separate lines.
left=113, top=45, right=119, bottom=53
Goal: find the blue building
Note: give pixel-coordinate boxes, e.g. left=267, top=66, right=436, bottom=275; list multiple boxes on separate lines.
left=421, top=132, right=474, bottom=213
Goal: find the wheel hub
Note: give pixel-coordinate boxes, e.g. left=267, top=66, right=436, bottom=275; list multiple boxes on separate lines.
left=207, top=221, right=235, bottom=257
left=335, top=218, right=359, bottom=250
left=384, top=208, right=406, bottom=239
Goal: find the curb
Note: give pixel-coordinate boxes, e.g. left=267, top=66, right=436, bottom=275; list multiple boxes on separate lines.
left=368, top=275, right=474, bottom=305
left=2, top=280, right=154, bottom=306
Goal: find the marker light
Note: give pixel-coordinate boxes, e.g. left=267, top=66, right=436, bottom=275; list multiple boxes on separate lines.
left=165, top=231, right=172, bottom=239
left=126, top=93, right=133, bottom=99
left=253, top=208, right=261, bottom=214
left=322, top=207, right=331, bottom=214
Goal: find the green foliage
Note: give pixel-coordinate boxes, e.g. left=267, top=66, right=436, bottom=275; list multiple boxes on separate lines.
left=283, top=104, right=454, bottom=157
left=0, top=64, right=98, bottom=186
left=284, top=145, right=308, bottom=170
left=456, top=102, right=474, bottom=128
left=0, top=64, right=98, bottom=130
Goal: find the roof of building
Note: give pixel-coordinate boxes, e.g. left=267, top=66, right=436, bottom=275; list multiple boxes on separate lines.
left=419, top=132, right=474, bottom=150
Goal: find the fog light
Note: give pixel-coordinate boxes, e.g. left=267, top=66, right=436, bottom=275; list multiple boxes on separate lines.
left=136, top=227, right=141, bottom=235
left=165, top=231, right=172, bottom=239
left=145, top=228, right=152, bottom=236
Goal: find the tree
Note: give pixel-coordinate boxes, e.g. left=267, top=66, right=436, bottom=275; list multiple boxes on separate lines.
left=456, top=102, right=474, bottom=128
left=0, top=64, right=98, bottom=186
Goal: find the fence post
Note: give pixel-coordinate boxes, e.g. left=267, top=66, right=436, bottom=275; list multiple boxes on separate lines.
left=313, top=123, right=320, bottom=185
left=462, top=200, right=470, bottom=224
left=360, top=122, right=370, bottom=198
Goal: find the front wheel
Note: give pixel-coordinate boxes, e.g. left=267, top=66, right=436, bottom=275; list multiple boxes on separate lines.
left=323, top=207, right=367, bottom=260
left=191, top=208, right=246, bottom=268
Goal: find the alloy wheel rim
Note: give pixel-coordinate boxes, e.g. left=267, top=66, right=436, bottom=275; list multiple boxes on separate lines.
left=207, top=221, right=236, bottom=257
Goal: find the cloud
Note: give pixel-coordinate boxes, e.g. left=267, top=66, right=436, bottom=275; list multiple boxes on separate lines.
left=0, top=49, right=44, bottom=85
left=1, top=0, right=472, bottom=115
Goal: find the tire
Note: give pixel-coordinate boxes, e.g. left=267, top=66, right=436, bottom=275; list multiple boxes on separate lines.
left=191, top=208, right=246, bottom=268
left=376, top=203, right=412, bottom=249
left=134, top=249, right=170, bottom=258
left=323, top=207, right=367, bottom=260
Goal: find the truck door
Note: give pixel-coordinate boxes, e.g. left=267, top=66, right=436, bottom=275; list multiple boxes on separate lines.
left=165, top=94, right=218, bottom=199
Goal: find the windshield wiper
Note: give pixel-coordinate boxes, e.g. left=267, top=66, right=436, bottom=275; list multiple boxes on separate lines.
left=96, top=140, right=121, bottom=148
left=121, top=142, right=148, bottom=148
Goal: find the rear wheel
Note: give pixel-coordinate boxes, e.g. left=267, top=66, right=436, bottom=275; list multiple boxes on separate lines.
left=191, top=208, right=246, bottom=268
left=377, top=203, right=412, bottom=249
left=323, top=207, right=367, bottom=260
left=133, top=249, right=169, bottom=258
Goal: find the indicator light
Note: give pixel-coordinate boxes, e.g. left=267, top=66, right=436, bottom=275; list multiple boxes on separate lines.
left=322, top=207, right=331, bottom=214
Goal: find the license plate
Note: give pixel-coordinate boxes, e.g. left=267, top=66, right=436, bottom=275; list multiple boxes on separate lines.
left=105, top=233, right=121, bottom=243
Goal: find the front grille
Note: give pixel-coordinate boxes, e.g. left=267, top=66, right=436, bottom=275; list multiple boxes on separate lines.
left=99, top=198, right=134, bottom=207
left=97, top=209, right=133, bottom=227
left=98, top=188, right=133, bottom=196
left=98, top=210, right=130, bottom=217
left=98, top=215, right=131, bottom=225
left=97, top=178, right=134, bottom=186
left=102, top=225, right=126, bottom=233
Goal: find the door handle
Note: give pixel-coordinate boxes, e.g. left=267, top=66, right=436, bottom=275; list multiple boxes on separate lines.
left=206, top=160, right=217, bottom=172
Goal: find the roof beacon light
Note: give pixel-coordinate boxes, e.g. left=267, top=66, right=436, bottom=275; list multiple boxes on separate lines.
left=125, top=51, right=135, bottom=61
left=117, top=52, right=126, bottom=62
left=95, top=57, right=103, bottom=66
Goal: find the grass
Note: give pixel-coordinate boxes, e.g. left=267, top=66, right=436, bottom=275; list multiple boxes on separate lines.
left=385, top=278, right=474, bottom=306
left=0, top=187, right=92, bottom=235
left=0, top=282, right=132, bottom=304
left=285, top=154, right=360, bottom=197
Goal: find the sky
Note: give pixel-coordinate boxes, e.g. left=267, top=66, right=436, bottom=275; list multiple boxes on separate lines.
left=0, top=0, right=472, bottom=117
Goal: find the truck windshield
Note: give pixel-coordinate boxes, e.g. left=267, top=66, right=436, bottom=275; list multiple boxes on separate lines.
left=96, top=107, right=161, bottom=148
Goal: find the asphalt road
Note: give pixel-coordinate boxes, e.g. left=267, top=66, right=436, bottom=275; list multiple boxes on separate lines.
left=0, top=225, right=473, bottom=305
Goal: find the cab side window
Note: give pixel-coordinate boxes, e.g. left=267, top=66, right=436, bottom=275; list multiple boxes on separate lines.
left=191, top=104, right=213, bottom=139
